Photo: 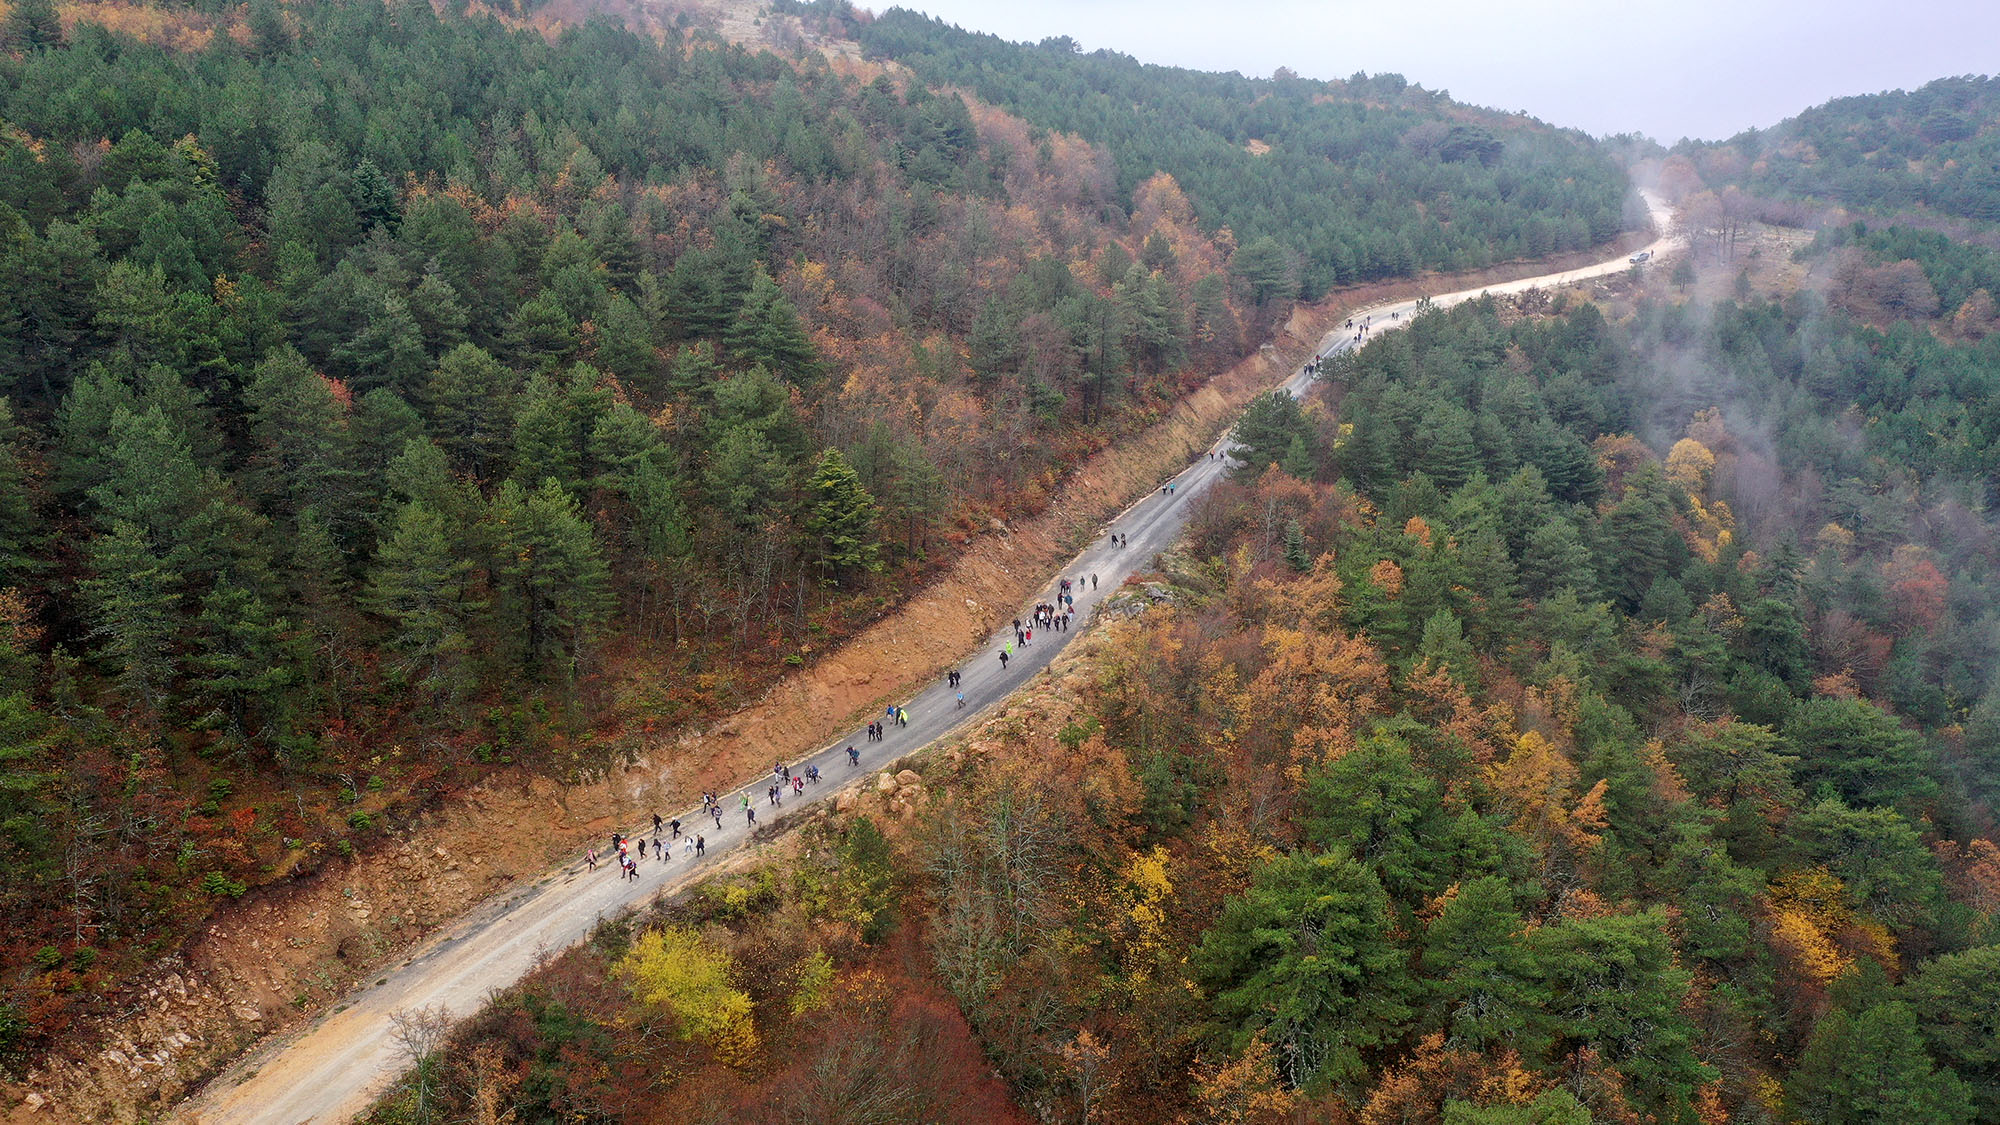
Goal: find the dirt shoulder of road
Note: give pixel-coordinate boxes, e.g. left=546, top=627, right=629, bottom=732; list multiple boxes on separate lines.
left=2, top=236, right=1647, bottom=1125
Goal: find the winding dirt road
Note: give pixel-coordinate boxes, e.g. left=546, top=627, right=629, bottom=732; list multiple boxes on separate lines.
left=175, top=191, right=1678, bottom=1125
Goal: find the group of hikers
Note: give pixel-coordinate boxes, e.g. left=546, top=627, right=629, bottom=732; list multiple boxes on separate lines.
left=764, top=759, right=820, bottom=806
left=587, top=819, right=705, bottom=881
left=583, top=493, right=1157, bottom=888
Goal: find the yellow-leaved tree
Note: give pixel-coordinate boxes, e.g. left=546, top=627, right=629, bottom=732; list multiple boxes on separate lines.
left=617, top=926, right=759, bottom=1064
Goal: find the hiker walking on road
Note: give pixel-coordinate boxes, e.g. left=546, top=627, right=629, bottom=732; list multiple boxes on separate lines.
left=848, top=745, right=860, bottom=766
left=670, top=818, right=681, bottom=838
left=652, top=813, right=662, bottom=836
left=712, top=805, right=723, bottom=829
left=1091, top=573, right=1098, bottom=590
left=957, top=691, right=965, bottom=709
left=747, top=807, right=756, bottom=826
left=1000, top=649, right=1010, bottom=669
left=695, top=835, right=705, bottom=856
left=654, top=838, right=663, bottom=860
left=587, top=846, right=597, bottom=872
left=683, top=835, right=695, bottom=858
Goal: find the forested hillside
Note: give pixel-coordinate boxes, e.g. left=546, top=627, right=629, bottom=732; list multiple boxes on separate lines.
left=377, top=269, right=2000, bottom=1123
left=1684, top=75, right=2000, bottom=223
left=0, top=0, right=1638, bottom=1072
left=858, top=8, right=1629, bottom=297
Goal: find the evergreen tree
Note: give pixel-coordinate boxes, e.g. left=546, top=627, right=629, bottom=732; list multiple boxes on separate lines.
left=592, top=293, right=657, bottom=387
left=1523, top=910, right=1709, bottom=1112
left=489, top=480, right=611, bottom=676
left=1, top=0, right=63, bottom=50
left=244, top=346, right=354, bottom=522
left=82, top=520, right=181, bottom=713
left=665, top=341, right=722, bottom=403
left=406, top=267, right=470, bottom=356
left=364, top=501, right=476, bottom=704
left=187, top=580, right=293, bottom=748
left=0, top=400, right=38, bottom=586
left=1194, top=849, right=1415, bottom=1092
left=1421, top=876, right=1539, bottom=1051
left=1415, top=402, right=1481, bottom=489
left=1283, top=519, right=1310, bottom=572
left=511, top=372, right=583, bottom=496
left=803, top=448, right=880, bottom=583
left=1231, top=391, right=1313, bottom=480
left=426, top=343, right=519, bottom=480
left=1233, top=235, right=1294, bottom=308
left=968, top=294, right=1022, bottom=387
left=1413, top=608, right=1479, bottom=687
left=1788, top=1001, right=1974, bottom=1125
left=1904, top=946, right=2000, bottom=1120
left=1603, top=464, right=1685, bottom=612
left=1783, top=697, right=1938, bottom=811
left=503, top=292, right=579, bottom=370
left=725, top=270, right=821, bottom=384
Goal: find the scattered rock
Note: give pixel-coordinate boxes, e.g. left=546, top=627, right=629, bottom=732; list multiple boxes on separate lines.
left=897, top=801, right=917, bottom=822
left=875, top=773, right=897, bottom=794
left=835, top=791, right=856, bottom=813
left=895, top=769, right=921, bottom=787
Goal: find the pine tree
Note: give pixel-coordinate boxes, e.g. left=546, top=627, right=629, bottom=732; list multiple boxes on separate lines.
left=1194, top=849, right=1415, bottom=1093
left=1604, top=463, right=1685, bottom=612
left=364, top=501, right=476, bottom=704
left=187, top=580, right=294, bottom=747
left=244, top=346, right=354, bottom=522
left=967, top=295, right=1022, bottom=387
left=1283, top=519, right=1310, bottom=572
left=426, top=343, right=519, bottom=480
left=665, top=341, right=722, bottom=403
left=803, top=448, right=880, bottom=583
left=725, top=269, right=821, bottom=384
left=1905, top=946, right=2000, bottom=1121
left=83, top=520, right=181, bottom=713
left=511, top=372, right=582, bottom=496
left=1415, top=402, right=1481, bottom=490
left=1414, top=608, right=1479, bottom=687
left=592, top=293, right=658, bottom=388
left=2, top=0, right=63, bottom=50
left=503, top=292, right=578, bottom=370
left=489, top=480, right=611, bottom=676
left=1421, top=876, right=1539, bottom=1052
left=0, top=400, right=38, bottom=586
left=1788, top=1001, right=1974, bottom=1125
left=406, top=267, right=470, bottom=356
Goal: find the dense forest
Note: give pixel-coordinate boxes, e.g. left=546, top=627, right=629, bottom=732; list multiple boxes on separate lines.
left=858, top=8, right=1630, bottom=297
left=1683, top=75, right=2000, bottom=224
left=373, top=272, right=2000, bottom=1123
left=0, top=0, right=1640, bottom=1072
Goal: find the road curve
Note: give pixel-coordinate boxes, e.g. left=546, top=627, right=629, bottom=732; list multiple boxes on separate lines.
left=176, top=190, right=1677, bottom=1125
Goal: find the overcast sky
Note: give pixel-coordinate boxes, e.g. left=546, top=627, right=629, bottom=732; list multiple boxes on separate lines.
left=889, top=0, right=2000, bottom=142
